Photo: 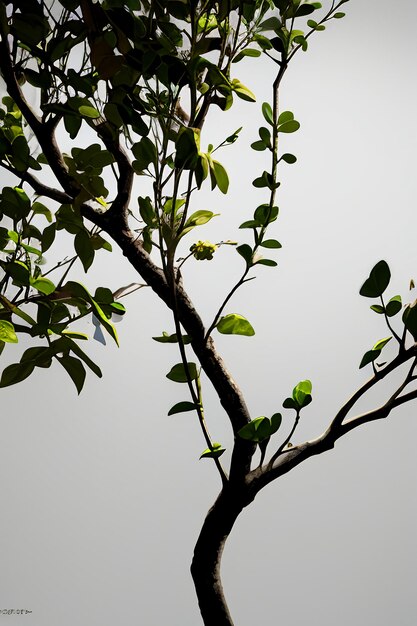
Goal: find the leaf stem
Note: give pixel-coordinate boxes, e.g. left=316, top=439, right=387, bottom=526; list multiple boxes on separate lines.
left=267, top=411, right=300, bottom=469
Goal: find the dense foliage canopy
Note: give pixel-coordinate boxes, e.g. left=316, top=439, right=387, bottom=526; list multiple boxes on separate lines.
left=1, top=1, right=416, bottom=624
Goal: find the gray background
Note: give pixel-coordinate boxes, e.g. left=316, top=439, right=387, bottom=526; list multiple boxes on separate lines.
left=1, top=1, right=417, bottom=624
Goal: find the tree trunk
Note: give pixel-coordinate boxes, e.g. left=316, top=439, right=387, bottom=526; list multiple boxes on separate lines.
left=191, top=488, right=246, bottom=626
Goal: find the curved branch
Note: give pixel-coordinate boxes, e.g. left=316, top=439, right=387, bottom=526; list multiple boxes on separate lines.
left=329, top=344, right=417, bottom=431
left=0, top=162, right=72, bottom=204
left=95, top=224, right=255, bottom=479
left=94, top=119, right=134, bottom=221
left=191, top=487, right=251, bottom=626
left=251, top=344, right=417, bottom=493
left=0, top=24, right=80, bottom=197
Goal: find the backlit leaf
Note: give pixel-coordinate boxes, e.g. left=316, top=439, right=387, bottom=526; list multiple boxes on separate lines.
left=216, top=313, right=255, bottom=336
left=292, top=379, right=312, bottom=408
left=373, top=337, right=392, bottom=351
left=0, top=320, right=18, bottom=343
left=153, top=332, right=191, bottom=344
left=199, top=442, right=226, bottom=459
left=78, top=105, right=100, bottom=119
left=212, top=160, right=229, bottom=194
left=30, top=276, right=55, bottom=295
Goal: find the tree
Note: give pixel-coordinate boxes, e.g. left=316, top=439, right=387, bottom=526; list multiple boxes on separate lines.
left=0, top=1, right=416, bottom=624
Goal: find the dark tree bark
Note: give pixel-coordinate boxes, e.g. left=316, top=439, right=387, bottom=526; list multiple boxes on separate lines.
left=191, top=487, right=251, bottom=626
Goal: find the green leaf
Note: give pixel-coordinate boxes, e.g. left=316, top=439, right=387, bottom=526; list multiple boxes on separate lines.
left=32, top=201, right=53, bottom=222
left=61, top=331, right=88, bottom=340
left=295, top=3, right=319, bottom=17
left=0, top=187, right=31, bottom=220
left=262, top=102, right=274, bottom=126
left=252, top=171, right=272, bottom=188
left=183, top=210, right=218, bottom=231
left=281, top=153, right=297, bottom=164
left=175, top=127, right=200, bottom=170
left=166, top=362, right=198, bottom=383
left=168, top=401, right=197, bottom=416
left=0, top=361, right=35, bottom=387
left=78, top=105, right=101, bottom=119
left=132, top=137, right=157, bottom=170
left=91, top=234, right=112, bottom=252
left=0, top=227, right=10, bottom=249
left=386, top=295, right=402, bottom=317
left=284, top=380, right=313, bottom=410
left=270, top=413, right=282, bottom=434
left=11, top=134, right=30, bottom=171
left=0, top=297, right=36, bottom=326
left=6, top=229, right=18, bottom=243
left=0, top=320, right=18, bottom=343
left=238, top=416, right=270, bottom=443
left=74, top=230, right=95, bottom=272
left=212, top=160, right=229, bottom=194
left=4, top=260, right=30, bottom=286
left=239, top=220, right=259, bottom=229
left=21, top=242, right=41, bottom=257
left=199, top=442, right=226, bottom=459
left=359, top=349, right=381, bottom=369
left=373, top=336, right=392, bottom=351
left=259, top=16, right=281, bottom=32
left=225, top=127, right=242, bottom=144
left=359, top=260, right=391, bottom=298
left=292, top=379, right=312, bottom=408
left=64, top=113, right=82, bottom=140
left=232, top=48, right=261, bottom=63
left=278, top=111, right=294, bottom=125
left=138, top=196, right=156, bottom=226
left=278, top=120, right=300, bottom=133
left=30, top=276, right=55, bottom=295
left=403, top=301, right=417, bottom=340
left=370, top=304, right=385, bottom=314
left=65, top=338, right=102, bottom=377
left=41, top=223, right=56, bottom=252
left=260, top=239, right=282, bottom=249
left=20, top=346, right=52, bottom=367
left=333, top=12, right=346, bottom=19
left=283, top=397, right=298, bottom=409
left=238, top=414, right=282, bottom=443
left=254, top=204, right=279, bottom=225
left=231, top=79, right=256, bottom=102
left=259, top=126, right=271, bottom=144
left=60, top=281, right=119, bottom=346
left=216, top=313, right=255, bottom=336
left=254, top=258, right=278, bottom=267
left=152, top=332, right=192, bottom=344
left=57, top=355, right=86, bottom=394
left=236, top=244, right=253, bottom=265
left=251, top=140, right=267, bottom=151
left=164, top=197, right=186, bottom=216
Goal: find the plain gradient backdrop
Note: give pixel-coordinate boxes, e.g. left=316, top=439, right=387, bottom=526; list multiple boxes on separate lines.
left=1, top=1, right=416, bottom=625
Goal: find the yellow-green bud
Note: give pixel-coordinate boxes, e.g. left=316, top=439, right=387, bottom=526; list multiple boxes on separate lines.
left=190, top=240, right=218, bottom=260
